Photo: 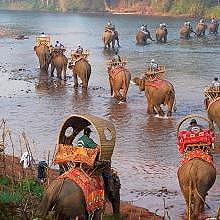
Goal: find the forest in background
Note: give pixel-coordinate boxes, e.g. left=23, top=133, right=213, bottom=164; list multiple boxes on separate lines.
left=0, top=0, right=220, bottom=17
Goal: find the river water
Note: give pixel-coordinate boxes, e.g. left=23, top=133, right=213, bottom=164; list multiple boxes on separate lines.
left=0, top=10, right=219, bottom=219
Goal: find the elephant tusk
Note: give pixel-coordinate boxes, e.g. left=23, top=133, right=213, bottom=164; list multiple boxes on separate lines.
left=130, top=81, right=136, bottom=85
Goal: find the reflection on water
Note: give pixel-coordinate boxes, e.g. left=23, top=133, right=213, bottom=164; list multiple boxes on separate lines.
left=0, top=10, right=220, bottom=218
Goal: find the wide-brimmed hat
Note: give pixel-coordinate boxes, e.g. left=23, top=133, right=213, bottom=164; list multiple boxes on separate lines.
left=190, top=119, right=197, bottom=125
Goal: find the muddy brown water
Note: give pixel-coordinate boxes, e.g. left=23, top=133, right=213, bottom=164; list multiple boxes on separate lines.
left=0, top=10, right=219, bottom=219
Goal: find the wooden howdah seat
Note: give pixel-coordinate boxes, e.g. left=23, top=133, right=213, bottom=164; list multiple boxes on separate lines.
left=204, top=85, right=220, bottom=100
left=53, top=114, right=116, bottom=173
left=144, top=65, right=166, bottom=80
left=36, top=36, right=51, bottom=47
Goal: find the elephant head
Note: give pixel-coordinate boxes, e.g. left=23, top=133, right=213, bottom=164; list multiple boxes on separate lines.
left=132, top=77, right=145, bottom=91
left=34, top=45, right=51, bottom=72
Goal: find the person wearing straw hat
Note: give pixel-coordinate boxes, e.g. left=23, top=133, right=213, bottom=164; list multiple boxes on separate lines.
left=77, top=127, right=97, bottom=149
left=187, top=119, right=204, bottom=132
left=212, top=77, right=220, bottom=87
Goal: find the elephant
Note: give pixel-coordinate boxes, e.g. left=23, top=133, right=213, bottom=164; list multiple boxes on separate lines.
left=69, top=58, right=91, bottom=91
left=102, top=30, right=116, bottom=49
left=179, top=25, right=196, bottom=39
left=208, top=22, right=219, bottom=35
left=178, top=158, right=216, bottom=220
left=155, top=27, right=168, bottom=43
left=108, top=66, right=131, bottom=102
left=34, top=45, right=51, bottom=72
left=50, top=51, right=68, bottom=80
left=133, top=77, right=175, bottom=116
left=136, top=30, right=154, bottom=45
left=204, top=97, right=220, bottom=128
left=195, top=23, right=207, bottom=37
left=39, top=169, right=121, bottom=220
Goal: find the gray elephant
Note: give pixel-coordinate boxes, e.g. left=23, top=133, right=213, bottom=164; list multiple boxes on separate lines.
left=179, top=24, right=196, bottom=39
left=178, top=158, right=216, bottom=220
left=69, top=58, right=91, bottom=91
left=196, top=22, right=207, bottom=37
left=204, top=98, right=220, bottom=128
left=108, top=65, right=131, bottom=102
left=155, top=25, right=168, bottom=43
left=50, top=51, right=68, bottom=80
left=39, top=169, right=121, bottom=220
left=136, top=30, right=154, bottom=45
left=34, top=45, right=51, bottom=72
left=133, top=77, right=175, bottom=116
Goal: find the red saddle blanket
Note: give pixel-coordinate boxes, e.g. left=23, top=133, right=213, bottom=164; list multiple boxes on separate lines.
left=109, top=66, right=126, bottom=79
left=57, top=168, right=105, bottom=214
left=145, top=78, right=166, bottom=88
left=177, top=129, right=215, bottom=154
left=179, top=149, right=214, bottom=168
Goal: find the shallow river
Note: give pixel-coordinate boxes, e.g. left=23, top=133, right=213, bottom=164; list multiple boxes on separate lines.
left=0, top=10, right=219, bottom=219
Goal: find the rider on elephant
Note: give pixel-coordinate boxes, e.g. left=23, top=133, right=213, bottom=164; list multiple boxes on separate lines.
left=55, top=40, right=64, bottom=49
left=77, top=127, right=97, bottom=149
left=160, top=23, right=167, bottom=29
left=212, top=77, right=220, bottom=88
left=198, top=18, right=205, bottom=26
left=187, top=119, right=204, bottom=132
left=70, top=44, right=86, bottom=66
left=211, top=17, right=217, bottom=24
left=142, top=24, right=153, bottom=41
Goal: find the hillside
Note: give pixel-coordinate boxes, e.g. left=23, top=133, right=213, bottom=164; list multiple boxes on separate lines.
left=0, top=0, right=220, bottom=17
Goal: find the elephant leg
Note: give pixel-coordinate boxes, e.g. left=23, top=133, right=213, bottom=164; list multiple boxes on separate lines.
left=82, top=80, right=88, bottom=91
left=57, top=67, right=62, bottom=80
left=147, top=104, right=156, bottom=114
left=51, top=64, right=55, bottom=77
left=93, top=209, right=103, bottom=220
left=63, top=66, right=67, bottom=81
left=164, top=35, right=167, bottom=43
left=73, top=72, right=78, bottom=88
left=109, top=79, right=114, bottom=97
left=112, top=39, right=115, bottom=49
left=114, top=91, right=123, bottom=101
left=154, top=105, right=165, bottom=116
left=167, top=99, right=174, bottom=117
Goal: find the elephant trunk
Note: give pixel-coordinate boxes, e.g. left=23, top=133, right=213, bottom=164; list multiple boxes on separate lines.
left=132, top=77, right=145, bottom=91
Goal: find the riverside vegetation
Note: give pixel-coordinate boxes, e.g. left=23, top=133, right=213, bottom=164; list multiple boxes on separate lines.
left=0, top=0, right=220, bottom=18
